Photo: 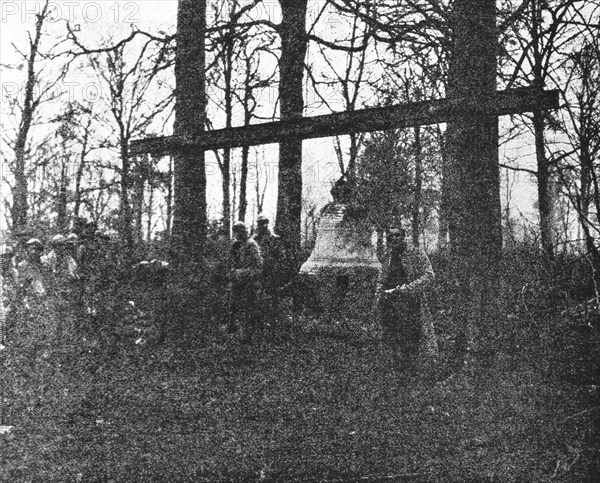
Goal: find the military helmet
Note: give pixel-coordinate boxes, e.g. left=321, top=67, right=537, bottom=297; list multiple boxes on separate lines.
left=50, top=234, right=67, bottom=246
left=25, top=238, right=44, bottom=250
left=232, top=221, right=248, bottom=233
left=388, top=227, right=406, bottom=239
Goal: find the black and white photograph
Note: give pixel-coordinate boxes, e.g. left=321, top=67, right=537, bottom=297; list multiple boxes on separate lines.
left=0, top=0, right=599, bottom=480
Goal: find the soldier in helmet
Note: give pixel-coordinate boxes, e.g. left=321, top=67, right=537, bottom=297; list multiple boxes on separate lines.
left=228, top=221, right=263, bottom=342
left=17, top=238, right=48, bottom=298
left=252, top=214, right=289, bottom=338
left=65, top=233, right=80, bottom=261
left=15, top=238, right=57, bottom=347
left=44, top=234, right=78, bottom=280
left=379, top=227, right=435, bottom=376
left=44, top=234, right=79, bottom=340
left=1, top=244, right=16, bottom=348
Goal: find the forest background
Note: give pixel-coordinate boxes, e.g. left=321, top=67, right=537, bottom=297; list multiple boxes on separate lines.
left=1, top=0, right=597, bottom=258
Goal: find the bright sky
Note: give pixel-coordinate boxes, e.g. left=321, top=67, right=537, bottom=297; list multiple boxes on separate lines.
left=0, top=1, right=341, bottom=232
left=0, top=1, right=547, bottom=240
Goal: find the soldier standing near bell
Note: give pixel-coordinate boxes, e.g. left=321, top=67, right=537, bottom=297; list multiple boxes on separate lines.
left=252, top=214, right=288, bottom=338
left=379, top=227, right=435, bottom=376
left=228, top=221, right=263, bottom=343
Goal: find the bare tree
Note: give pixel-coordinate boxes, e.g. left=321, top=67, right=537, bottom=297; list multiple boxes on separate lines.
left=2, top=0, right=66, bottom=232
left=556, top=29, right=600, bottom=267
left=275, top=0, right=309, bottom=266
left=207, top=0, right=277, bottom=232
left=254, top=149, right=268, bottom=217
left=308, top=9, right=373, bottom=183
left=80, top=36, right=173, bottom=253
left=172, top=0, right=207, bottom=262
left=502, top=0, right=594, bottom=258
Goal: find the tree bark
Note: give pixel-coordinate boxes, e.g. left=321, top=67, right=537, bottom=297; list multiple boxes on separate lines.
left=56, top=156, right=69, bottom=232
left=239, top=145, right=249, bottom=222
left=412, top=126, right=422, bottom=246
left=446, top=0, right=502, bottom=364
left=73, top=117, right=92, bottom=219
left=172, top=0, right=208, bottom=262
left=147, top=183, right=154, bottom=242
left=222, top=33, right=233, bottom=234
left=166, top=156, right=173, bottom=239
left=132, top=164, right=145, bottom=245
left=238, top=55, right=252, bottom=224
left=437, top=127, right=450, bottom=250
left=531, top=0, right=555, bottom=259
left=12, top=4, right=48, bottom=232
left=119, top=139, right=134, bottom=252
left=447, top=0, right=501, bottom=260
left=534, top=110, right=555, bottom=258
left=275, top=0, right=308, bottom=267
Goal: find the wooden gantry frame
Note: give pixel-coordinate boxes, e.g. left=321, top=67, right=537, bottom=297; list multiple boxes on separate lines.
left=130, top=87, right=558, bottom=156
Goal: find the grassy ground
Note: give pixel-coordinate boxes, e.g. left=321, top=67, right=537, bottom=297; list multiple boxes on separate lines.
left=1, top=308, right=598, bottom=483
left=1, top=249, right=599, bottom=482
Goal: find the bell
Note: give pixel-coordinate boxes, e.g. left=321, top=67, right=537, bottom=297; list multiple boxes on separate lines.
left=300, top=203, right=381, bottom=272
left=300, top=178, right=381, bottom=324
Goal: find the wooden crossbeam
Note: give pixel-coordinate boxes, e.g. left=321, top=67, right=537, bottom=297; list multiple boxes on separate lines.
left=130, top=87, right=558, bottom=156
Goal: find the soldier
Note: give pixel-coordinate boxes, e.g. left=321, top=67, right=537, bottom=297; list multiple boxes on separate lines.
left=252, top=214, right=288, bottom=336
left=44, top=234, right=79, bottom=340
left=17, top=239, right=48, bottom=298
left=228, top=221, right=263, bottom=343
left=15, top=238, right=56, bottom=347
left=379, top=227, right=435, bottom=375
left=1, top=244, right=16, bottom=348
left=64, top=232, right=85, bottom=330
left=44, top=234, right=78, bottom=280
left=65, top=233, right=80, bottom=261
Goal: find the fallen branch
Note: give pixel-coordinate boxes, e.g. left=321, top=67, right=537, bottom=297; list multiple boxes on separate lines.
left=561, top=405, right=600, bottom=423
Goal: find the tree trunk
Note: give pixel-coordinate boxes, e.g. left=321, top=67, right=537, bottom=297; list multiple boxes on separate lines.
left=255, top=157, right=266, bottom=215
left=172, top=0, right=207, bottom=262
left=222, top=35, right=233, bottom=234
left=239, top=69, right=252, bottom=223
left=73, top=118, right=91, bottom=219
left=147, top=183, right=154, bottom=242
left=446, top=0, right=502, bottom=365
left=531, top=0, right=555, bottom=259
left=535, top=111, right=555, bottom=258
left=437, top=126, right=450, bottom=250
left=239, top=145, right=249, bottom=221
left=56, top=156, right=69, bottom=232
left=166, top=156, right=173, bottom=239
left=119, top=141, right=134, bottom=253
left=132, top=170, right=145, bottom=245
left=238, top=84, right=250, bottom=223
left=412, top=126, right=422, bottom=246
left=12, top=6, right=47, bottom=232
left=275, top=0, right=308, bottom=268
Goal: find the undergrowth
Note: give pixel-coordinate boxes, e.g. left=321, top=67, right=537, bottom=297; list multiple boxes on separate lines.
left=1, top=247, right=598, bottom=482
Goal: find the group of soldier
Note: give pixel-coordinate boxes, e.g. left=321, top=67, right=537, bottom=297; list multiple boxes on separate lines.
left=227, top=215, right=291, bottom=344
left=227, top=215, right=436, bottom=376
left=1, top=212, right=435, bottom=375
left=0, top=224, right=111, bottom=351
